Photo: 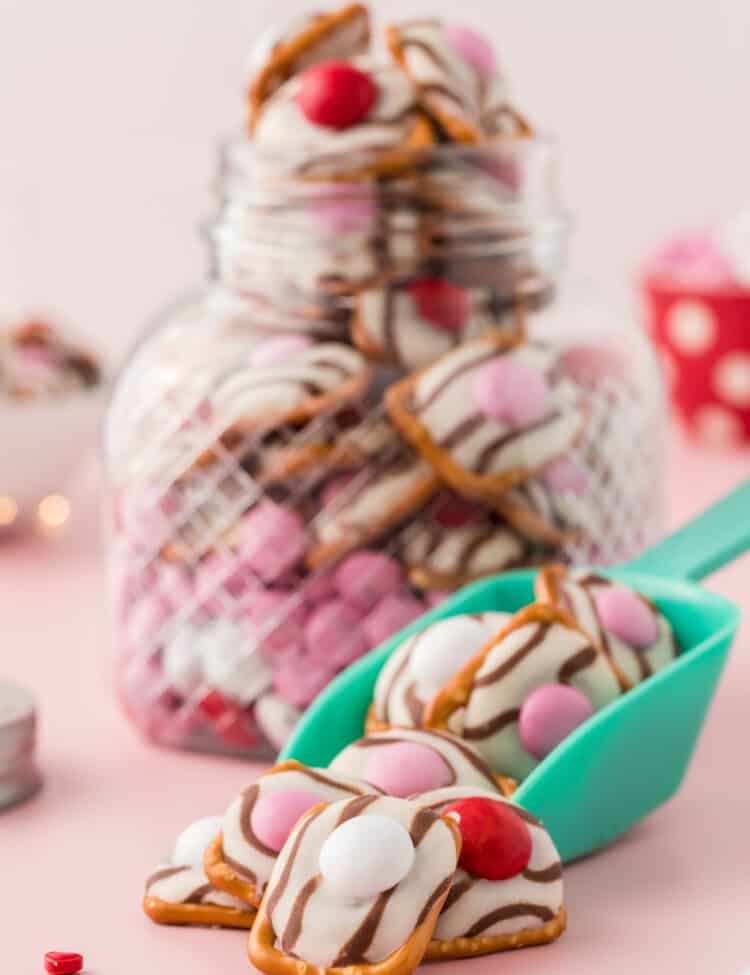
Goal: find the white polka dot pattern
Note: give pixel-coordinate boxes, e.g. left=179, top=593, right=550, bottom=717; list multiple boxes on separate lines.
left=713, top=353, right=750, bottom=407
left=666, top=300, right=716, bottom=354
left=693, top=404, right=744, bottom=446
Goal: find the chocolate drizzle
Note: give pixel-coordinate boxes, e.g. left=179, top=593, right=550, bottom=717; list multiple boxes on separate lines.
left=474, top=411, right=562, bottom=474
left=403, top=681, right=425, bottom=726
left=332, top=888, right=396, bottom=967
left=558, top=646, right=597, bottom=683
left=423, top=730, right=500, bottom=790
left=408, top=808, right=437, bottom=846
left=576, top=576, right=653, bottom=681
left=506, top=804, right=541, bottom=826
left=398, top=28, right=480, bottom=119
left=415, top=346, right=496, bottom=413
left=145, top=865, right=188, bottom=891
left=337, top=794, right=379, bottom=825
left=438, top=414, right=485, bottom=450
left=280, top=875, right=320, bottom=952
left=378, top=646, right=411, bottom=723
left=239, top=786, right=276, bottom=858
left=185, top=883, right=214, bottom=905
left=522, top=861, right=562, bottom=883
left=222, top=852, right=257, bottom=885
left=415, top=874, right=453, bottom=927
left=462, top=707, right=519, bottom=741
left=266, top=805, right=324, bottom=919
left=442, top=875, right=475, bottom=912
left=473, top=623, right=549, bottom=687
left=464, top=902, right=555, bottom=937
left=382, top=285, right=399, bottom=360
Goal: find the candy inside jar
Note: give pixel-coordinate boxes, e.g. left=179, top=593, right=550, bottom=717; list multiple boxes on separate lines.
left=105, top=4, right=665, bottom=759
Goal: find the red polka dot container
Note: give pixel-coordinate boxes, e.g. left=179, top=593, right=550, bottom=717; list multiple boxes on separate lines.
left=642, top=228, right=750, bottom=447
left=104, top=140, right=667, bottom=759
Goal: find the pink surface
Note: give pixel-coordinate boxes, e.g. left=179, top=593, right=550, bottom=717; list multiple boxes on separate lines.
left=2, top=431, right=750, bottom=974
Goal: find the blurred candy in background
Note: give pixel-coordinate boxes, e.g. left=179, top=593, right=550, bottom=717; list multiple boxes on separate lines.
left=642, top=209, right=750, bottom=448
left=0, top=316, right=105, bottom=536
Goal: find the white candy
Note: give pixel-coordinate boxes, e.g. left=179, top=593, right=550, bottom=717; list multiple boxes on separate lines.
left=319, top=815, right=415, bottom=902
left=408, top=613, right=509, bottom=691
left=200, top=618, right=272, bottom=704
left=173, top=815, right=223, bottom=867
left=255, top=693, right=300, bottom=751
left=162, top=625, right=204, bottom=696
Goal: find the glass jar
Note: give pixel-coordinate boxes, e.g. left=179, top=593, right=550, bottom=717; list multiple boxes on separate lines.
left=105, top=138, right=665, bottom=758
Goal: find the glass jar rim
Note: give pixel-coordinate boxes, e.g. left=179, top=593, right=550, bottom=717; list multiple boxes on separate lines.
left=218, top=130, right=562, bottom=196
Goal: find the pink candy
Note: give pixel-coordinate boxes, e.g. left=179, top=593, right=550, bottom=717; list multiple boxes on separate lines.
left=334, top=550, right=404, bottom=612
left=244, top=589, right=307, bottom=655
left=250, top=334, right=314, bottom=368
left=320, top=472, right=356, bottom=508
left=273, top=658, right=335, bottom=709
left=444, top=24, right=498, bottom=77
left=303, top=568, right=338, bottom=604
left=472, top=356, right=550, bottom=428
left=519, top=683, right=595, bottom=760
left=361, top=594, right=425, bottom=648
left=542, top=457, right=588, bottom=496
left=309, top=183, right=377, bottom=235
left=594, top=586, right=659, bottom=649
left=251, top=788, right=322, bottom=852
left=239, top=501, right=308, bottom=582
left=561, top=344, right=628, bottom=388
left=202, top=552, right=256, bottom=595
left=363, top=742, right=453, bottom=797
left=305, top=599, right=368, bottom=669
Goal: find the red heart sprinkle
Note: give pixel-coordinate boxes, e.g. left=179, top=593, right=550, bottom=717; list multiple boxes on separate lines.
left=44, top=952, right=84, bottom=975
left=407, top=278, right=470, bottom=331
left=297, top=61, right=377, bottom=130
left=444, top=797, right=532, bottom=881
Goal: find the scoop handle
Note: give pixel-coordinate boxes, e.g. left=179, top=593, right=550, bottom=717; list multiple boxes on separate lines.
left=625, top=477, right=750, bottom=582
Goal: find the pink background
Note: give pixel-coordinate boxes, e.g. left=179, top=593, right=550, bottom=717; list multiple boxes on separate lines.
left=1, top=2, right=750, bottom=972
left=1, top=430, right=749, bottom=975
left=1, top=0, right=750, bottom=362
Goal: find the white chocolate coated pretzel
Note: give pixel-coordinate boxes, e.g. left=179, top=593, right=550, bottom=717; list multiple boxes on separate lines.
left=261, top=795, right=458, bottom=967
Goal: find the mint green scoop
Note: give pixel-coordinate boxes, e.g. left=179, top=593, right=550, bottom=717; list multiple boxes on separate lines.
left=281, top=479, right=749, bottom=862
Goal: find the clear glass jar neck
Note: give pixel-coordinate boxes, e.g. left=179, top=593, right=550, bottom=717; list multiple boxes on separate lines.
left=209, top=135, right=570, bottom=310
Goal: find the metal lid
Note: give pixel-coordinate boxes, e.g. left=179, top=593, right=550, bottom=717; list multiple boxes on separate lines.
left=0, top=681, right=41, bottom=811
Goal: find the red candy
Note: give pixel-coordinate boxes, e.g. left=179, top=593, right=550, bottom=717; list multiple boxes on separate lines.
left=197, top=688, right=232, bottom=721
left=433, top=497, right=484, bottom=528
left=214, top=707, right=261, bottom=749
left=408, top=278, right=470, bottom=332
left=44, top=953, right=83, bottom=975
left=444, top=797, right=532, bottom=881
left=297, top=61, right=377, bottom=130
left=197, top=690, right=260, bottom=749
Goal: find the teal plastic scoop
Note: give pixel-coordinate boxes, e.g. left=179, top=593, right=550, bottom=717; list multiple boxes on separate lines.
left=281, top=479, right=748, bottom=862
